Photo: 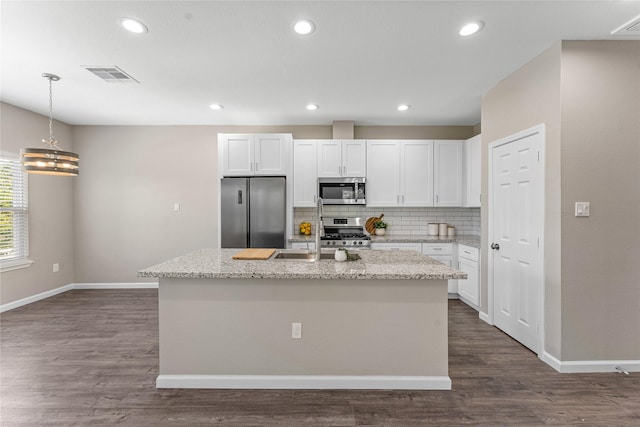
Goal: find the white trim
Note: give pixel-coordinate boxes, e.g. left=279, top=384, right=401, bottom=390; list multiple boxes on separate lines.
left=0, top=282, right=159, bottom=312
left=478, top=311, right=492, bottom=325
left=72, top=282, right=158, bottom=289
left=541, top=352, right=640, bottom=373
left=156, top=374, right=452, bottom=390
left=487, top=123, right=546, bottom=356
left=0, top=258, right=34, bottom=273
left=0, top=284, right=73, bottom=313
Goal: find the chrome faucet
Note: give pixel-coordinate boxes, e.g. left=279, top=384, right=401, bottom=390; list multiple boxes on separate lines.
left=314, top=197, right=324, bottom=262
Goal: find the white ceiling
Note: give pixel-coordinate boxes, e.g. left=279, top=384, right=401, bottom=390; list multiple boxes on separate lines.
left=2, top=1, right=639, bottom=126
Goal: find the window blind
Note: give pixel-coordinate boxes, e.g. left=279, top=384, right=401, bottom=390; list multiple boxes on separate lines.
left=0, top=153, right=29, bottom=262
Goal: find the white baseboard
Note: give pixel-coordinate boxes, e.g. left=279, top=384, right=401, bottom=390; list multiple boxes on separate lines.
left=541, top=351, right=640, bottom=373
left=0, top=282, right=158, bottom=313
left=72, top=282, right=158, bottom=289
left=156, top=374, right=452, bottom=390
left=0, top=284, right=74, bottom=313
left=479, top=311, right=492, bottom=325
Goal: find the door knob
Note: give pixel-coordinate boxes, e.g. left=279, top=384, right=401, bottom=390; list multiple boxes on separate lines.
left=491, top=243, right=500, bottom=250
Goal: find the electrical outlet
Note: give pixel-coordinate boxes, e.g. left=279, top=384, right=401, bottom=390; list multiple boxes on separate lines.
left=291, top=322, right=302, bottom=339
left=53, top=263, right=59, bottom=273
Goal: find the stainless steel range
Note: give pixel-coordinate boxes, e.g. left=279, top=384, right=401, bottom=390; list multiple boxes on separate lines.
left=321, top=217, right=371, bottom=248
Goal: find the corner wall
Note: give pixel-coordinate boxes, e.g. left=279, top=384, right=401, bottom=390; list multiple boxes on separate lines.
left=0, top=103, right=75, bottom=305
left=481, top=42, right=563, bottom=358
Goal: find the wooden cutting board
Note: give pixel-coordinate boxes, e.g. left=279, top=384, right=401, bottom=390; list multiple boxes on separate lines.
left=365, top=213, right=384, bottom=234
left=232, top=248, right=276, bottom=260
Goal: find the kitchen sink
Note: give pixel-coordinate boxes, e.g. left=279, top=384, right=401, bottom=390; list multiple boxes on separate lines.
left=272, top=250, right=361, bottom=262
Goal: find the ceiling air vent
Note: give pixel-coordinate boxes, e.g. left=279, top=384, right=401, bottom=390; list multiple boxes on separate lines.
left=611, top=14, right=640, bottom=36
left=83, top=66, right=139, bottom=83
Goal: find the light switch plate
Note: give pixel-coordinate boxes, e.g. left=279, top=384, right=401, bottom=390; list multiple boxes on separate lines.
left=575, top=202, right=590, bottom=217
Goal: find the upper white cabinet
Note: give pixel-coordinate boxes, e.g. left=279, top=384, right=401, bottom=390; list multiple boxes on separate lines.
left=434, top=140, right=463, bottom=207
left=221, top=134, right=289, bottom=176
left=464, top=134, right=481, bottom=207
left=317, top=140, right=366, bottom=177
left=367, top=140, right=434, bottom=207
left=293, top=140, right=318, bottom=207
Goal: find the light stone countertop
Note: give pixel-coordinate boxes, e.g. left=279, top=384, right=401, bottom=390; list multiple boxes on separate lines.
left=138, top=248, right=467, bottom=281
left=289, top=234, right=481, bottom=249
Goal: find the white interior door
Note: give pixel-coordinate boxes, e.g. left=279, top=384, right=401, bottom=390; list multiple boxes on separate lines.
left=490, top=128, right=543, bottom=353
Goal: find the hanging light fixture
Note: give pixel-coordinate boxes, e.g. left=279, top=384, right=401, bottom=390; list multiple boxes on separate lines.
left=21, top=73, right=79, bottom=176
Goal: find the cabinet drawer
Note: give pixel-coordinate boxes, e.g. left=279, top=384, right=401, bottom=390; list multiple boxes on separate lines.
left=458, top=245, right=479, bottom=262
left=371, top=242, right=422, bottom=252
left=422, top=243, right=453, bottom=255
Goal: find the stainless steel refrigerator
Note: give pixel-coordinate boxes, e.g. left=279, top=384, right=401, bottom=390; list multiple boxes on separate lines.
left=220, top=177, right=286, bottom=248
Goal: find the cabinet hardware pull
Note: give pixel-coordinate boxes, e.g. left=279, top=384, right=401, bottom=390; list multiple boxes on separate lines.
left=255, top=162, right=259, bottom=171
left=436, top=195, right=439, bottom=203
left=491, top=243, right=500, bottom=250
left=402, top=195, right=405, bottom=203
left=238, top=190, right=243, bottom=204
left=396, top=195, right=400, bottom=203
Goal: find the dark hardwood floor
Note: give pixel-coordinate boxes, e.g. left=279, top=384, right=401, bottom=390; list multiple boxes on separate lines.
left=1, top=289, right=638, bottom=426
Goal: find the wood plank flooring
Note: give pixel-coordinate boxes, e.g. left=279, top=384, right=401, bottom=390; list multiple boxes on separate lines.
left=1, top=289, right=638, bottom=426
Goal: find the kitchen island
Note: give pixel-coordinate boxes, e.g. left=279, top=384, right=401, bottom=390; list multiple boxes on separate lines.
left=139, top=248, right=466, bottom=390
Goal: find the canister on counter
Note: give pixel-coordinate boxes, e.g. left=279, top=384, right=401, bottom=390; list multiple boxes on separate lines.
left=448, top=226, right=456, bottom=236
left=427, top=223, right=439, bottom=236
left=439, top=223, right=448, bottom=236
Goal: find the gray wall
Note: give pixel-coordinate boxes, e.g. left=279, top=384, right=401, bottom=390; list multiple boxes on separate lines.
left=481, top=40, right=640, bottom=361
left=0, top=103, right=75, bottom=305
left=559, top=41, right=640, bottom=360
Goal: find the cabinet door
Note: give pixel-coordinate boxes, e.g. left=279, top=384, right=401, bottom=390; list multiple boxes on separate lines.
left=254, top=134, right=287, bottom=175
left=400, top=140, right=433, bottom=206
left=429, top=255, right=458, bottom=294
left=317, top=140, right=342, bottom=177
left=458, top=258, right=479, bottom=306
left=434, top=140, right=463, bottom=206
left=293, top=140, right=318, bottom=207
left=222, top=134, right=254, bottom=176
left=464, top=134, right=481, bottom=207
left=342, top=140, right=366, bottom=177
left=366, top=140, right=400, bottom=206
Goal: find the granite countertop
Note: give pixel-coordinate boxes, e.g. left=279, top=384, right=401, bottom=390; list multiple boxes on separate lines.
left=138, top=248, right=467, bottom=281
left=289, top=234, right=481, bottom=249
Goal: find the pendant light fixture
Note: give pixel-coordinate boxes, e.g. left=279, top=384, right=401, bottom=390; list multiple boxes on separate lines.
left=21, top=73, right=79, bottom=176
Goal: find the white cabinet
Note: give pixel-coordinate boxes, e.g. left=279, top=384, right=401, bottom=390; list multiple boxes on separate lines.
left=457, top=244, right=480, bottom=307
left=293, top=140, right=318, bottom=207
left=367, top=140, right=434, bottom=207
left=464, top=134, right=481, bottom=207
left=434, top=140, right=463, bottom=206
left=422, top=243, right=457, bottom=295
left=371, top=242, right=422, bottom=252
left=221, top=134, right=289, bottom=176
left=317, top=140, right=366, bottom=177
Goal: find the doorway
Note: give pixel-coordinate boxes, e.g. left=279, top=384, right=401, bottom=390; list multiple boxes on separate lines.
left=488, top=124, right=545, bottom=354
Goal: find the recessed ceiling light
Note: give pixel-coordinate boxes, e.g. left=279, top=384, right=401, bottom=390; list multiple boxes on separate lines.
left=306, top=104, right=319, bottom=111
left=397, top=104, right=411, bottom=111
left=121, top=18, right=148, bottom=34
left=459, top=21, right=484, bottom=37
left=209, top=104, right=224, bottom=110
left=294, top=19, right=315, bottom=35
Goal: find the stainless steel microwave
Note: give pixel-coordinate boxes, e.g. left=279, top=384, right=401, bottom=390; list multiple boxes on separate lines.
left=318, top=177, right=366, bottom=205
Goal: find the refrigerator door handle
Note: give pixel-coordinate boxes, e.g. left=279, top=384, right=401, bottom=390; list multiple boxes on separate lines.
left=238, top=190, right=243, bottom=204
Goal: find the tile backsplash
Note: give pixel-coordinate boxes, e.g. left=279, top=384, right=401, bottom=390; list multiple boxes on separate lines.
left=294, top=206, right=480, bottom=236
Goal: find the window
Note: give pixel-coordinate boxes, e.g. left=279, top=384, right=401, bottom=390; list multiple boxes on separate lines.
left=0, top=152, right=31, bottom=271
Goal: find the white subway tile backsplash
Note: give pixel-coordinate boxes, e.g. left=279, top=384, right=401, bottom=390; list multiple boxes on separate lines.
left=293, top=206, right=480, bottom=236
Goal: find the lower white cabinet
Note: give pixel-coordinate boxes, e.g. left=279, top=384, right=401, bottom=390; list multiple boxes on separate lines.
left=370, top=242, right=422, bottom=252
left=422, top=243, right=457, bottom=295
left=457, top=245, right=480, bottom=307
